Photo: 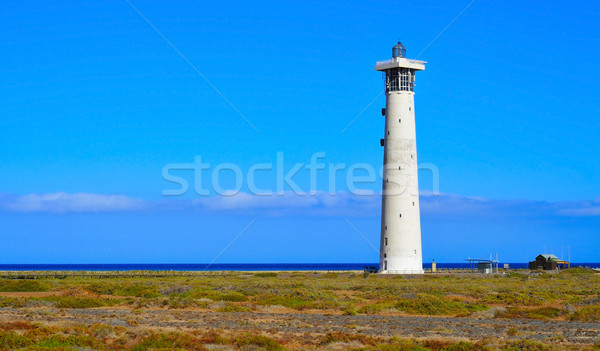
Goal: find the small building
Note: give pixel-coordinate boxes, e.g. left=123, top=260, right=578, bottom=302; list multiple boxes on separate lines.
left=477, top=262, right=492, bottom=274
left=529, top=254, right=570, bottom=270
left=466, top=257, right=499, bottom=274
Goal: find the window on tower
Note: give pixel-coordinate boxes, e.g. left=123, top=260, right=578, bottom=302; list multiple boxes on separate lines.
left=385, top=68, right=415, bottom=92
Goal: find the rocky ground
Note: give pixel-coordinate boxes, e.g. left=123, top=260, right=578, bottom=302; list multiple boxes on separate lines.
left=2, top=305, right=599, bottom=347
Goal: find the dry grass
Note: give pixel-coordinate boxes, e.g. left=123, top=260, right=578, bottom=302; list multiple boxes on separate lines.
left=1, top=321, right=589, bottom=350
left=0, top=269, right=599, bottom=350
left=1, top=270, right=599, bottom=318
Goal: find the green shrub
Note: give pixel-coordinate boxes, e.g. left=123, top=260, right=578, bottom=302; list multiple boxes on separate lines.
left=0, top=331, right=34, bottom=348
left=482, top=291, right=548, bottom=306
left=342, top=307, right=358, bottom=316
left=562, top=267, right=595, bottom=275
left=0, top=297, right=29, bottom=308
left=166, top=296, right=208, bottom=309
left=0, top=280, right=49, bottom=292
left=358, top=302, right=394, bottom=314
left=219, top=292, right=248, bottom=302
left=570, top=305, right=600, bottom=322
left=254, top=272, right=278, bottom=278
left=87, top=283, right=161, bottom=297
left=507, top=272, right=528, bottom=279
left=131, top=332, right=208, bottom=351
left=500, top=339, right=555, bottom=350
left=41, top=296, right=121, bottom=309
left=234, top=333, right=284, bottom=351
left=37, top=334, right=101, bottom=349
left=255, top=289, right=339, bottom=310
left=394, top=294, right=488, bottom=316
left=498, top=307, right=564, bottom=320
left=321, top=272, right=339, bottom=279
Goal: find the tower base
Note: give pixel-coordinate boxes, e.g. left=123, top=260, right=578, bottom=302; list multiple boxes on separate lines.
left=378, top=269, right=424, bottom=275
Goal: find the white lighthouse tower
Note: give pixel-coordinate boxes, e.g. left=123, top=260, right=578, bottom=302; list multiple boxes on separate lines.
left=376, top=42, right=425, bottom=274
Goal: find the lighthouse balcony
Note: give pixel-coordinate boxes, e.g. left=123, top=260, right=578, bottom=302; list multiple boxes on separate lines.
left=375, top=57, right=426, bottom=71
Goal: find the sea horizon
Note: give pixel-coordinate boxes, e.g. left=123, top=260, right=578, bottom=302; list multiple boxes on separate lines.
left=1, top=262, right=599, bottom=271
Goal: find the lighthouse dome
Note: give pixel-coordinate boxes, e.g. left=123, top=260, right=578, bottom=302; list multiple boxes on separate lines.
left=392, top=41, right=406, bottom=58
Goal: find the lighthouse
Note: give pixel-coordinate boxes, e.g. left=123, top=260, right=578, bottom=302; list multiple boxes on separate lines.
left=376, top=42, right=425, bottom=274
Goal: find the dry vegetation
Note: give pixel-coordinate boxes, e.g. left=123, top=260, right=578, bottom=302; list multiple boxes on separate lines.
left=0, top=268, right=599, bottom=350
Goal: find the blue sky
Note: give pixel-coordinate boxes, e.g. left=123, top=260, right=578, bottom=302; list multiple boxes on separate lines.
left=1, top=0, right=599, bottom=263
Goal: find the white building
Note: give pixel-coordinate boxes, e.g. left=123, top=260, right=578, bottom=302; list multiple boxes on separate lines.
left=375, top=42, right=425, bottom=274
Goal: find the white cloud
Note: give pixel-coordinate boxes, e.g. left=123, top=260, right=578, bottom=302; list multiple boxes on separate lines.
left=192, top=191, right=380, bottom=217
left=554, top=198, right=600, bottom=217
left=1, top=191, right=599, bottom=219
left=0, top=192, right=147, bottom=214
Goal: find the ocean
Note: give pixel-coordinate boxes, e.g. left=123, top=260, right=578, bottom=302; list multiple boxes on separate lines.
left=0, top=263, right=598, bottom=271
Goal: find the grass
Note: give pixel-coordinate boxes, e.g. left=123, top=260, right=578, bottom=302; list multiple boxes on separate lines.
left=129, top=332, right=208, bottom=351
left=1, top=270, right=598, bottom=316
left=234, top=333, right=285, bottom=351
left=42, top=295, right=124, bottom=309
left=255, top=288, right=340, bottom=310
left=0, top=297, right=29, bottom=308
left=0, top=322, right=285, bottom=351
left=326, top=336, right=491, bottom=351
left=0, top=280, right=49, bottom=292
left=356, top=294, right=488, bottom=316
left=357, top=301, right=395, bottom=314
left=35, top=334, right=102, bottom=349
left=394, top=294, right=488, bottom=316
left=0, top=331, right=33, bottom=349
left=481, top=291, right=550, bottom=306
left=0, top=270, right=598, bottom=349
left=254, top=272, right=278, bottom=278
left=570, top=305, right=600, bottom=322
left=561, top=267, right=596, bottom=275
left=0, top=319, right=595, bottom=351
left=500, top=339, right=557, bottom=350
left=86, top=282, right=162, bottom=298
left=187, top=289, right=249, bottom=302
